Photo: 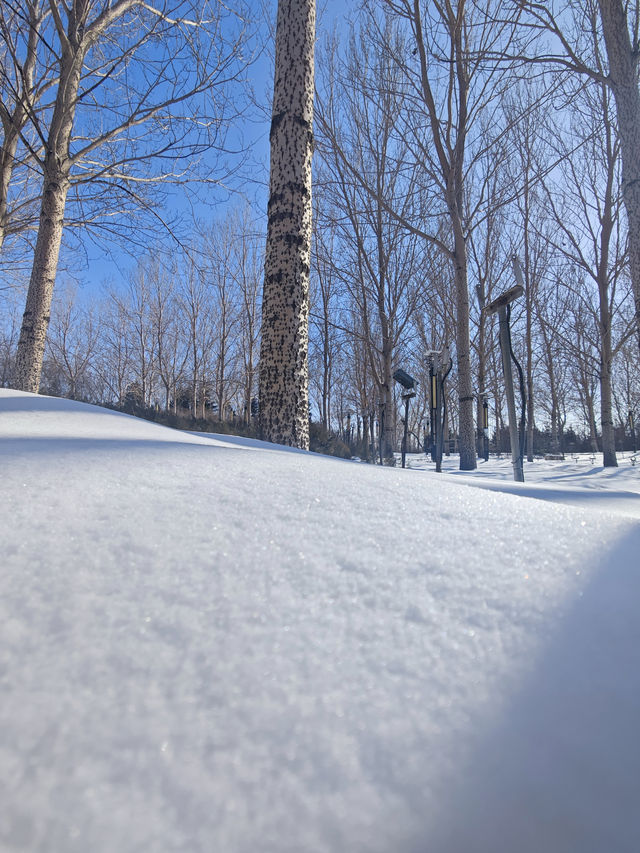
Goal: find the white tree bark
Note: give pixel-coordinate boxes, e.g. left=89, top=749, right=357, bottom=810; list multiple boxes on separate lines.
left=13, top=0, right=249, bottom=393
left=259, top=0, right=315, bottom=449
left=14, top=32, right=83, bottom=392
left=0, top=0, right=47, bottom=254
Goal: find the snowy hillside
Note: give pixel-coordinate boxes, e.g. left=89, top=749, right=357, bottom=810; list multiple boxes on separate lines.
left=1, top=388, right=639, bottom=852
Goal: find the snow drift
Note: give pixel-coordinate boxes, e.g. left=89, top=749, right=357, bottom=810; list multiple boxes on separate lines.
left=1, top=388, right=639, bottom=852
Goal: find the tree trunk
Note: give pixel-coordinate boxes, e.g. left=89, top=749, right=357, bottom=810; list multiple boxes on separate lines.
left=0, top=0, right=42, bottom=253
left=14, top=169, right=70, bottom=391
left=589, top=411, right=599, bottom=454
left=599, top=279, right=618, bottom=466
left=547, top=342, right=561, bottom=455
left=452, top=217, right=477, bottom=470
left=598, top=0, right=640, bottom=352
left=13, top=16, right=84, bottom=392
left=0, top=129, right=21, bottom=254
left=259, top=0, right=315, bottom=449
left=381, top=343, right=395, bottom=462
left=523, top=245, right=535, bottom=463
left=600, top=349, right=617, bottom=466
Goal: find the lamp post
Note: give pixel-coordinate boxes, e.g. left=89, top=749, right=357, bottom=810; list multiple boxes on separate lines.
left=485, top=282, right=525, bottom=482
left=393, top=368, right=417, bottom=469
left=424, top=348, right=452, bottom=472
left=482, top=393, right=489, bottom=462
left=425, top=349, right=441, bottom=464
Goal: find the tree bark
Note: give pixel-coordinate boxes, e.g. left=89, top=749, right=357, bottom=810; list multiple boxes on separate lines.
left=259, top=0, right=315, bottom=449
left=598, top=240, right=618, bottom=466
left=14, top=165, right=70, bottom=392
left=451, top=214, right=476, bottom=470
left=14, top=2, right=84, bottom=392
left=0, top=0, right=43, bottom=253
left=598, top=0, right=640, bottom=352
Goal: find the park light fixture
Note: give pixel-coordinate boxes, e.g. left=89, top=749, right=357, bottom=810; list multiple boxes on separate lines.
left=393, top=368, right=417, bottom=390
left=393, top=368, right=417, bottom=468
left=485, top=269, right=525, bottom=483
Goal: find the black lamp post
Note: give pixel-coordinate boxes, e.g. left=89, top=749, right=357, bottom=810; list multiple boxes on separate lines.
left=485, top=273, right=525, bottom=482
left=393, top=368, right=417, bottom=469
left=482, top=394, right=489, bottom=462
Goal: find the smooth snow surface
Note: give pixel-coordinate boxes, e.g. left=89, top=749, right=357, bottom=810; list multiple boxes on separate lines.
left=1, top=389, right=639, bottom=853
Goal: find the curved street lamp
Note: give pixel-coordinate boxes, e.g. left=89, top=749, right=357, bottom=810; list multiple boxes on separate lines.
left=485, top=268, right=525, bottom=483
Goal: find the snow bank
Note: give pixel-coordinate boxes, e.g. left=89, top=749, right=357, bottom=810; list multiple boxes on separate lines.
left=1, top=389, right=638, bottom=852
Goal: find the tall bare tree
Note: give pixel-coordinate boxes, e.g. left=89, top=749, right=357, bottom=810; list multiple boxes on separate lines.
left=316, top=25, right=423, bottom=462
left=259, top=0, right=315, bottom=449
left=45, top=283, right=97, bottom=399
left=326, top=1, right=521, bottom=469
left=13, top=0, right=250, bottom=393
left=507, top=0, right=640, bottom=350
left=597, top=0, right=640, bottom=353
left=0, top=0, right=52, bottom=257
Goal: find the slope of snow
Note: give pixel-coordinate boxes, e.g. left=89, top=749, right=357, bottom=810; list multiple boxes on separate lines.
left=1, top=389, right=639, bottom=852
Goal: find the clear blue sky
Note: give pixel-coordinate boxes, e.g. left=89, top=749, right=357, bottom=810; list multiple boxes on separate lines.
left=70, top=0, right=349, bottom=299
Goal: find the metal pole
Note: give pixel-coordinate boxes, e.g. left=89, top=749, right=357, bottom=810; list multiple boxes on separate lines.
left=401, top=395, right=410, bottom=468
left=435, top=366, right=443, bottom=472
left=483, top=398, right=489, bottom=462
left=430, top=365, right=437, bottom=462
left=498, top=306, right=524, bottom=481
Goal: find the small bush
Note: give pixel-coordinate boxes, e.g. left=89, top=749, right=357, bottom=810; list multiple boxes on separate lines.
left=102, top=402, right=258, bottom=440
left=309, top=422, right=352, bottom=459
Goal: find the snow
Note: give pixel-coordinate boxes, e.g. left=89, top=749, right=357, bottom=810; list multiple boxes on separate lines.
left=406, top=451, right=640, bottom=518
left=1, top=388, right=639, bottom=852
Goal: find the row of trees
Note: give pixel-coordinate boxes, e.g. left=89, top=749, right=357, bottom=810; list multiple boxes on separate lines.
left=1, top=0, right=640, bottom=467
left=306, top=0, right=640, bottom=467
left=0, top=191, right=637, bottom=459
left=0, top=0, right=253, bottom=389
left=2, top=209, right=262, bottom=420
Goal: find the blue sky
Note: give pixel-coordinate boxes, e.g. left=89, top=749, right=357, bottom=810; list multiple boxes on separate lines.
left=68, top=0, right=350, bottom=299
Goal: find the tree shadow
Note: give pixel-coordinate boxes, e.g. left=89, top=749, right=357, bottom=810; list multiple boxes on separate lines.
left=453, top=479, right=640, bottom=518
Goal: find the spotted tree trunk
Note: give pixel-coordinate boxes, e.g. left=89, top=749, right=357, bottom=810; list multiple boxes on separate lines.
left=258, top=0, right=315, bottom=449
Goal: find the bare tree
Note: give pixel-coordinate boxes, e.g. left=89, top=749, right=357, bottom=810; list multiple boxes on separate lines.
left=230, top=211, right=263, bottom=424
left=0, top=289, right=22, bottom=384
left=595, top=0, right=640, bottom=355
left=13, top=0, right=251, bottom=393
left=505, top=0, right=640, bottom=350
left=45, top=283, right=97, bottom=399
left=208, top=226, right=240, bottom=422
left=179, top=264, right=215, bottom=418
left=112, top=262, right=158, bottom=406
left=316, top=24, right=424, bottom=462
left=321, top=1, right=522, bottom=469
left=309, top=208, right=340, bottom=430
left=531, top=267, right=571, bottom=456
left=146, top=260, right=188, bottom=413
left=96, top=291, right=134, bottom=405
left=539, top=51, right=631, bottom=466
left=259, top=0, right=315, bottom=449
left=0, top=0, right=52, bottom=257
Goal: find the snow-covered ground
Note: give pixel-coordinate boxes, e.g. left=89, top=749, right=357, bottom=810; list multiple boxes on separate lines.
left=1, top=388, right=639, bottom=853
left=405, top=448, right=640, bottom=518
